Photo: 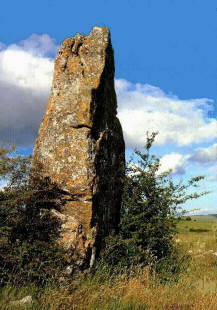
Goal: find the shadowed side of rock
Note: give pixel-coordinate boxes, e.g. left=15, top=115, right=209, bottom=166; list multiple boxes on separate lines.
left=31, top=26, right=125, bottom=269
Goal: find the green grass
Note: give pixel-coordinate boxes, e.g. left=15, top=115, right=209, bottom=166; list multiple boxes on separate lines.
left=183, top=214, right=217, bottom=222
left=177, top=219, right=217, bottom=234
left=0, top=285, right=38, bottom=310
left=1, top=219, right=217, bottom=309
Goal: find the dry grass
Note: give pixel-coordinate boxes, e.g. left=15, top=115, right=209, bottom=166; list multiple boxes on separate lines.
left=1, top=220, right=216, bottom=310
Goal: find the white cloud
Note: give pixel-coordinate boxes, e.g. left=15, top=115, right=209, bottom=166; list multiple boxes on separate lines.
left=0, top=34, right=56, bottom=91
left=190, top=143, right=217, bottom=163
left=116, top=79, right=217, bottom=148
left=18, top=34, right=58, bottom=57
left=0, top=48, right=53, bottom=90
left=0, top=35, right=56, bottom=146
left=158, top=153, right=189, bottom=175
left=127, top=152, right=188, bottom=176
left=0, top=35, right=217, bottom=149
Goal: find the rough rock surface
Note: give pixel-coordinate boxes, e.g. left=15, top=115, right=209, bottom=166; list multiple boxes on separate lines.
left=32, top=26, right=125, bottom=268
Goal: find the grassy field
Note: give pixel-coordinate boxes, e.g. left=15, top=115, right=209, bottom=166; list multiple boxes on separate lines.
left=0, top=218, right=217, bottom=310
left=183, top=214, right=217, bottom=222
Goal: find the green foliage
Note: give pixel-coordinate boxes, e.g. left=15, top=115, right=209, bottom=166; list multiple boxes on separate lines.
left=0, top=135, right=208, bottom=286
left=153, top=247, right=190, bottom=284
left=101, top=132, right=207, bottom=271
left=0, top=144, right=68, bottom=286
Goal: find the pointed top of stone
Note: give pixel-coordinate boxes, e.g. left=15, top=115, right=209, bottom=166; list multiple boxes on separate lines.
left=90, top=26, right=110, bottom=42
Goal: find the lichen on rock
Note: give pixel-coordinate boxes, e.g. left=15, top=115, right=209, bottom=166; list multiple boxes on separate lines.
left=32, top=26, right=125, bottom=268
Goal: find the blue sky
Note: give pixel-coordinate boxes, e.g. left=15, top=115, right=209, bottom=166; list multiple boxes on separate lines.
left=0, top=0, right=217, bottom=214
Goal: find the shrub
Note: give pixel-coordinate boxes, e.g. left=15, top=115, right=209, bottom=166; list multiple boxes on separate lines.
left=101, top=133, right=207, bottom=272
left=0, top=144, right=68, bottom=286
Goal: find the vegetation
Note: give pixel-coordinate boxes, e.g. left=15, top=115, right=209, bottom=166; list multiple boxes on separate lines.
left=186, top=214, right=217, bottom=222
left=0, top=144, right=68, bottom=286
left=0, top=219, right=216, bottom=309
left=100, top=132, right=207, bottom=275
left=0, top=135, right=216, bottom=309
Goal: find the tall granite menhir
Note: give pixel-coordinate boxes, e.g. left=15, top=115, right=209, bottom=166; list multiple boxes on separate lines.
left=32, top=26, right=125, bottom=268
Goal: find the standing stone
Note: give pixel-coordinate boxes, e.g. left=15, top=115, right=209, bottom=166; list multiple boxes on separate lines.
left=32, top=26, right=125, bottom=268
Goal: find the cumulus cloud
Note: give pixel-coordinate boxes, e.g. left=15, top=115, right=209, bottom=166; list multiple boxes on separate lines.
left=190, top=143, right=217, bottom=164
left=18, top=34, right=58, bottom=57
left=116, top=79, right=217, bottom=148
left=127, top=152, right=189, bottom=176
left=158, top=153, right=189, bottom=175
left=0, top=35, right=217, bottom=149
left=0, top=35, right=56, bottom=146
left=0, top=42, right=6, bottom=51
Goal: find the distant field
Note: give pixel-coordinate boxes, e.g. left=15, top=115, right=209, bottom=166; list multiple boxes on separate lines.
left=177, top=218, right=217, bottom=234
left=183, top=214, right=217, bottom=222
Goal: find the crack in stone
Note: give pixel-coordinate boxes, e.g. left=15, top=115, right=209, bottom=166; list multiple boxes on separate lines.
left=70, top=124, right=92, bottom=129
